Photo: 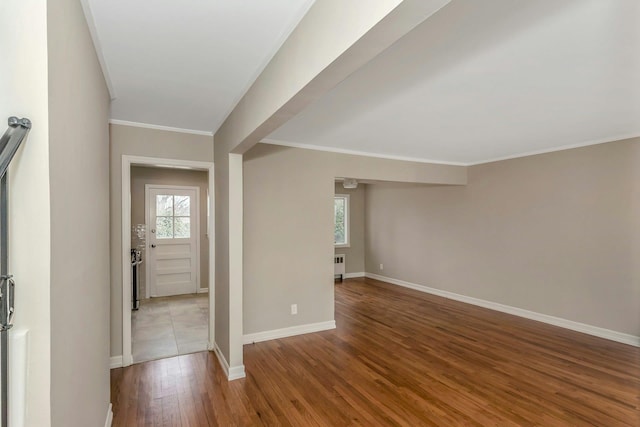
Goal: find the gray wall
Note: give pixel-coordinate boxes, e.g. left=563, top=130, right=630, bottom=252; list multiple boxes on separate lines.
left=110, top=124, right=213, bottom=357
left=131, top=166, right=209, bottom=296
left=243, top=143, right=466, bottom=336
left=365, top=139, right=640, bottom=337
left=48, top=0, right=112, bottom=425
left=334, top=182, right=365, bottom=274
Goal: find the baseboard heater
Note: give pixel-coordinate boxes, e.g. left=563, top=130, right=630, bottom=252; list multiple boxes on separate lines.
left=334, top=254, right=345, bottom=281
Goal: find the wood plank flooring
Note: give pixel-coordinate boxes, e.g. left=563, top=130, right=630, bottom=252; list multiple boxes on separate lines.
left=111, top=277, right=640, bottom=426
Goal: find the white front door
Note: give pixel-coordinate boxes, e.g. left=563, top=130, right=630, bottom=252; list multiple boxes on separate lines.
left=147, top=185, right=199, bottom=297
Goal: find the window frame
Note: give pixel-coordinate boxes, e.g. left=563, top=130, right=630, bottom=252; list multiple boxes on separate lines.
left=155, top=194, right=192, bottom=239
left=334, top=194, right=350, bottom=248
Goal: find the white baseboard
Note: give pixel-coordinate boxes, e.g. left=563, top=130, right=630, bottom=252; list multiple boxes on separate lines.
left=212, top=342, right=246, bottom=381
left=104, top=403, right=113, bottom=427
left=212, top=342, right=230, bottom=377
left=197, top=287, right=209, bottom=294
left=243, top=320, right=336, bottom=345
left=228, top=365, right=246, bottom=380
left=344, top=272, right=365, bottom=279
left=365, top=273, right=640, bottom=347
left=110, top=356, right=123, bottom=369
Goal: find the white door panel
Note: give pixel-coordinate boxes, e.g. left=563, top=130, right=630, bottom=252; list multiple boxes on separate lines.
left=147, top=186, right=199, bottom=297
left=158, top=258, right=191, bottom=269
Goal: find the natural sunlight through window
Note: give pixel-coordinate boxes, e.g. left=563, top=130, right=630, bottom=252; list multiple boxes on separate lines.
left=334, top=194, right=349, bottom=247
left=156, top=194, right=191, bottom=239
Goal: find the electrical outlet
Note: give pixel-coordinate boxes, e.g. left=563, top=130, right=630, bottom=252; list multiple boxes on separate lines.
left=379, top=263, right=384, bottom=270
left=291, top=304, right=298, bottom=315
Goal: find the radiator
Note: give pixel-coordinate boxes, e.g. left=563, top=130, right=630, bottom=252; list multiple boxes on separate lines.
left=334, top=254, right=345, bottom=281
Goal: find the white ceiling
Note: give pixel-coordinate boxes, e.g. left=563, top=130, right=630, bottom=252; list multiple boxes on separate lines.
left=267, top=0, right=640, bottom=165
left=84, top=0, right=314, bottom=133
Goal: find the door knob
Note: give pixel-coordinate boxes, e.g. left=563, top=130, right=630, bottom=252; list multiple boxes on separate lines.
left=151, top=244, right=156, bottom=248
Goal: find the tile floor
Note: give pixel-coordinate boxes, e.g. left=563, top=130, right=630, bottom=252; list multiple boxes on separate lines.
left=132, top=293, right=208, bottom=363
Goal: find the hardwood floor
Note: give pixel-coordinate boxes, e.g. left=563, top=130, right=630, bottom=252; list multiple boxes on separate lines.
left=111, top=277, right=640, bottom=426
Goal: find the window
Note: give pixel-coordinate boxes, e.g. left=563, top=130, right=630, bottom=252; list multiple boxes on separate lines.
left=334, top=194, right=349, bottom=247
left=156, top=194, right=191, bottom=239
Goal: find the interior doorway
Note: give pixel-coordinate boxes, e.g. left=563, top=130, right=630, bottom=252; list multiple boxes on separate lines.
left=121, top=156, right=215, bottom=367
left=131, top=168, right=208, bottom=363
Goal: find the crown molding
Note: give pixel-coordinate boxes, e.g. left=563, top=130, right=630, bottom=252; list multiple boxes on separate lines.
left=80, top=0, right=116, bottom=100
left=467, top=133, right=640, bottom=165
left=109, top=119, right=213, bottom=136
left=262, top=132, right=640, bottom=167
left=260, top=138, right=468, bottom=166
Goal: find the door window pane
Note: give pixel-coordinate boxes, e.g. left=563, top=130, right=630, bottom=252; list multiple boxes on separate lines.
left=156, top=195, right=173, bottom=216
left=174, top=196, right=190, bottom=216
left=154, top=193, right=193, bottom=239
left=156, top=216, right=173, bottom=239
left=174, top=217, right=191, bottom=238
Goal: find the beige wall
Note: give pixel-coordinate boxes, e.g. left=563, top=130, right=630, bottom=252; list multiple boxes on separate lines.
left=131, top=166, right=209, bottom=296
left=0, top=1, right=52, bottom=425
left=213, top=147, right=232, bottom=363
left=243, top=143, right=465, bottom=336
left=47, top=0, right=112, bottom=425
left=365, top=139, right=640, bottom=337
left=334, top=183, right=365, bottom=274
left=1, top=1, right=112, bottom=424
left=110, top=124, right=213, bottom=357
left=214, top=0, right=452, bottom=370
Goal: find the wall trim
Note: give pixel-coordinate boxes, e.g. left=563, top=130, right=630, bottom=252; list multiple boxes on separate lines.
left=228, top=365, right=246, bottom=381
left=212, top=342, right=246, bottom=381
left=110, top=119, right=213, bottom=136
left=243, top=320, right=336, bottom=345
left=365, top=273, right=640, bottom=347
left=212, top=342, right=229, bottom=376
left=123, top=353, right=133, bottom=367
left=260, top=138, right=467, bottom=166
left=109, top=355, right=123, bottom=369
left=344, top=272, right=365, bottom=279
left=79, top=0, right=116, bottom=99
left=104, top=403, right=113, bottom=427
left=467, top=133, right=640, bottom=165
left=121, top=155, right=215, bottom=368
left=197, top=287, right=209, bottom=294
left=261, top=134, right=640, bottom=167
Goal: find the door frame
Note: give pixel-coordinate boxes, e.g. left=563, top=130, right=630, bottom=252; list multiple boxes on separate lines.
left=121, top=155, right=215, bottom=367
left=145, top=184, right=200, bottom=298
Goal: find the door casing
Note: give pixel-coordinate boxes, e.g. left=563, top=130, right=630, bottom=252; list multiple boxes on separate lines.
left=121, top=155, right=214, bottom=368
